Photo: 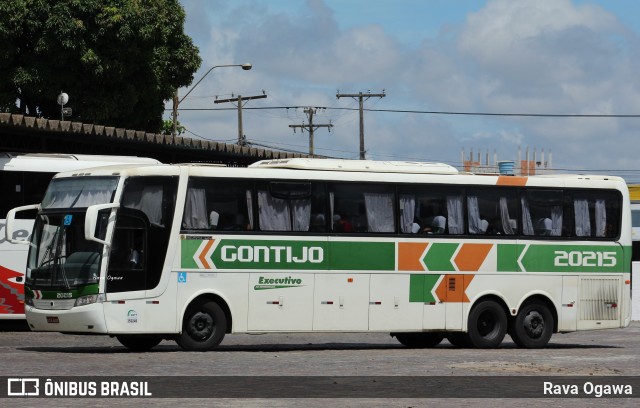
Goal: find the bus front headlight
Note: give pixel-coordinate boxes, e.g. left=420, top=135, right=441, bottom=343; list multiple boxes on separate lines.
left=74, top=293, right=105, bottom=307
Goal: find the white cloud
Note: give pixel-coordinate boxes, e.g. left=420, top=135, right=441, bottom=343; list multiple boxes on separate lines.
left=176, top=0, right=640, bottom=179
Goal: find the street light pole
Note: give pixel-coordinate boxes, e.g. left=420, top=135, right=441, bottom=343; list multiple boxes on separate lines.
left=171, top=63, right=252, bottom=137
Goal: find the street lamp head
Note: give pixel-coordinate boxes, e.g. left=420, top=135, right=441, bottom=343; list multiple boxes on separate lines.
left=241, top=63, right=252, bottom=71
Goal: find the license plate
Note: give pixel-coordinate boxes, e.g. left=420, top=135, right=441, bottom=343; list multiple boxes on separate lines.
left=46, top=316, right=59, bottom=324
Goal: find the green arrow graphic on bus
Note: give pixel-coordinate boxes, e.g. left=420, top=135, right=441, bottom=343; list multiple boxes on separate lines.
left=409, top=274, right=441, bottom=303
left=422, top=243, right=458, bottom=272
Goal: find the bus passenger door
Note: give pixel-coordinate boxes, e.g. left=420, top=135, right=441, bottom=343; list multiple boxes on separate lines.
left=247, top=272, right=314, bottom=331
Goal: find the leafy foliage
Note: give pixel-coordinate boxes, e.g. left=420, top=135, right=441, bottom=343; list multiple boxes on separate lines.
left=0, top=0, right=201, bottom=132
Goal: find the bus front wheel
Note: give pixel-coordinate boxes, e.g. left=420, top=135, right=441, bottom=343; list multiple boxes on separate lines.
left=116, top=335, right=162, bottom=351
left=467, top=300, right=507, bottom=348
left=176, top=300, right=227, bottom=351
left=510, top=301, right=553, bottom=349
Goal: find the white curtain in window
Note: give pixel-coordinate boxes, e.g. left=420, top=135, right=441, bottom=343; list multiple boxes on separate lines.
left=399, top=195, right=416, bottom=233
left=291, top=199, right=311, bottom=232
left=246, top=190, right=254, bottom=229
left=574, top=199, right=591, bottom=237
left=122, top=185, right=164, bottom=226
left=595, top=199, right=606, bottom=237
left=257, top=190, right=291, bottom=231
left=182, top=188, right=208, bottom=229
left=364, top=193, right=394, bottom=232
left=499, top=197, right=514, bottom=235
left=551, top=205, right=563, bottom=236
left=521, top=196, right=534, bottom=235
left=447, top=195, right=463, bottom=234
left=43, top=181, right=116, bottom=209
left=467, top=196, right=483, bottom=234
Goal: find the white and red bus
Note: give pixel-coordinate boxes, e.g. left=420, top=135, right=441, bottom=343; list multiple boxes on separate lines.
left=0, top=153, right=160, bottom=320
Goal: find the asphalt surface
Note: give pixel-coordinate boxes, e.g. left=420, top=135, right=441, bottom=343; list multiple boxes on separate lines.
left=0, top=321, right=638, bottom=407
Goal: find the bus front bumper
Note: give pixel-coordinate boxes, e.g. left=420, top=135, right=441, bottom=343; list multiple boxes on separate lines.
left=25, top=303, right=107, bottom=333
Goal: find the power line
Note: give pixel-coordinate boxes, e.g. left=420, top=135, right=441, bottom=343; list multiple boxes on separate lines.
left=173, top=105, right=640, bottom=118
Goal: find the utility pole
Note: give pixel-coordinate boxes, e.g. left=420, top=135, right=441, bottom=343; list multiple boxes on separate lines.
left=289, top=107, right=333, bottom=157
left=214, top=92, right=267, bottom=145
left=336, top=90, right=385, bottom=159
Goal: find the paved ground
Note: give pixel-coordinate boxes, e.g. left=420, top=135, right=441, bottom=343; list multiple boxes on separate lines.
left=0, top=321, right=638, bottom=406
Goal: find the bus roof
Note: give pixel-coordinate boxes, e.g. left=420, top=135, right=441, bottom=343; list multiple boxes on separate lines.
left=0, top=152, right=160, bottom=173
left=249, top=158, right=459, bottom=174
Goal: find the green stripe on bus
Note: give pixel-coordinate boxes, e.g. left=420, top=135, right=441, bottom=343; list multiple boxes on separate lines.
left=409, top=274, right=440, bottom=303
left=329, top=241, right=395, bottom=271
left=181, top=239, right=396, bottom=271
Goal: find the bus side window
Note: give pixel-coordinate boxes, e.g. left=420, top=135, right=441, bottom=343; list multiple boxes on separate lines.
left=182, top=178, right=254, bottom=232
left=572, top=190, right=620, bottom=238
left=521, top=189, right=566, bottom=237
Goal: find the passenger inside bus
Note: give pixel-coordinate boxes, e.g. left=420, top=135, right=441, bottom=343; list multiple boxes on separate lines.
left=333, top=214, right=354, bottom=232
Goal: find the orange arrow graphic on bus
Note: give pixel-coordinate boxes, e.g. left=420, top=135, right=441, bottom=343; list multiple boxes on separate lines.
left=453, top=243, right=493, bottom=271
left=434, top=274, right=475, bottom=303
left=398, top=242, right=429, bottom=271
left=195, top=239, right=216, bottom=269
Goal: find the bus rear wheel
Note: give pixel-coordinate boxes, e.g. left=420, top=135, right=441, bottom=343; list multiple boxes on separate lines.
left=510, top=300, right=553, bottom=349
left=116, top=335, right=162, bottom=351
left=467, top=300, right=507, bottom=348
left=392, top=333, right=444, bottom=348
left=176, top=300, right=227, bottom=351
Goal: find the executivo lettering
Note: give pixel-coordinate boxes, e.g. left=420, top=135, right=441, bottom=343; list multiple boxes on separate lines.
left=254, top=276, right=304, bottom=290
left=221, top=245, right=324, bottom=264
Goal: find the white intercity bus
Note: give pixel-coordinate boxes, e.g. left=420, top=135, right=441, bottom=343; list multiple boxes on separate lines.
left=0, top=153, right=160, bottom=320
left=6, top=158, right=631, bottom=350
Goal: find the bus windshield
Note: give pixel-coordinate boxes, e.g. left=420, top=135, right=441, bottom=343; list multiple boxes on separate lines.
left=41, top=177, right=119, bottom=209
left=26, top=176, right=118, bottom=289
left=26, top=212, right=105, bottom=289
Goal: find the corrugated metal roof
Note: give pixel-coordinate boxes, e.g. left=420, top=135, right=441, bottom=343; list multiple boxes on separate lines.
left=0, top=113, right=308, bottom=163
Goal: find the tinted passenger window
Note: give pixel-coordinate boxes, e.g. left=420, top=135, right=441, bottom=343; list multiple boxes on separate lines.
left=467, top=188, right=518, bottom=235
left=572, top=191, right=620, bottom=238
left=398, top=186, right=464, bottom=235
left=331, top=184, right=396, bottom=233
left=182, top=178, right=253, bottom=231
left=256, top=181, right=325, bottom=232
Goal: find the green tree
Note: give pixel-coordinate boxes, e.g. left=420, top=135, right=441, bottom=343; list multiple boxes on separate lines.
left=0, top=0, right=201, bottom=132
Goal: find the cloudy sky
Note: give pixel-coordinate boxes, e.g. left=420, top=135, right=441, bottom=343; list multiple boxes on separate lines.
left=167, top=0, right=640, bottom=182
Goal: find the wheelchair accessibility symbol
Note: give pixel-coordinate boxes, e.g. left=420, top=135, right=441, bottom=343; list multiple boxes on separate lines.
left=178, top=272, right=187, bottom=283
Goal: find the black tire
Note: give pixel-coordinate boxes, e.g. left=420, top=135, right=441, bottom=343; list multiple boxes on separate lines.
left=511, top=300, right=554, bottom=349
left=392, top=333, right=444, bottom=348
left=176, top=300, right=227, bottom=351
left=467, top=300, right=507, bottom=348
left=116, top=335, right=162, bottom=351
left=447, top=332, right=473, bottom=348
